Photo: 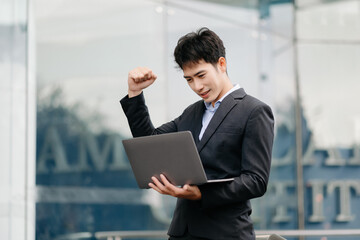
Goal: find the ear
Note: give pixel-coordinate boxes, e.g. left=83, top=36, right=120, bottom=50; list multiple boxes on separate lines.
left=217, top=57, right=227, bottom=73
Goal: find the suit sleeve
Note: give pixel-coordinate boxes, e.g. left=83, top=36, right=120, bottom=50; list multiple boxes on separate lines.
left=198, top=104, right=274, bottom=209
left=120, top=92, right=178, bottom=137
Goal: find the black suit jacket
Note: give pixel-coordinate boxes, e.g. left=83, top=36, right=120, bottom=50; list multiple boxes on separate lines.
left=120, top=88, right=274, bottom=240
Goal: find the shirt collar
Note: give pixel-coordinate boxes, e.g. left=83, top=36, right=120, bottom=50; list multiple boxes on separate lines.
left=204, top=84, right=240, bottom=111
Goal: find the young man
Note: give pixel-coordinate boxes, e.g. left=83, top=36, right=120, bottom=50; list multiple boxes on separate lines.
left=120, top=28, right=274, bottom=240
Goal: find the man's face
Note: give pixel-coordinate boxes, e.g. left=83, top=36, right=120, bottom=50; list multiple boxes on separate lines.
left=183, top=59, right=228, bottom=106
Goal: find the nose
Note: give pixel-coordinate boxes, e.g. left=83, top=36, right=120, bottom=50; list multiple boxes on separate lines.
left=193, top=79, right=204, bottom=92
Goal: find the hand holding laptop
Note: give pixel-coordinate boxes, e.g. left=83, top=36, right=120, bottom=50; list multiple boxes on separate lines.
left=122, top=131, right=234, bottom=189
left=149, top=174, right=202, bottom=200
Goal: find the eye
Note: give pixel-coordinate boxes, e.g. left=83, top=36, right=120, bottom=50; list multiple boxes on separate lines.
left=199, top=74, right=205, bottom=78
left=186, top=78, right=193, bottom=82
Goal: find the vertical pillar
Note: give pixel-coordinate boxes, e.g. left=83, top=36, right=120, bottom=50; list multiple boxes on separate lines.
left=292, top=0, right=305, bottom=237
left=0, top=0, right=35, bottom=239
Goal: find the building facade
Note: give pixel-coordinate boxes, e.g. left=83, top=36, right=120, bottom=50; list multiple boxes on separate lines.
left=1, top=0, right=360, bottom=239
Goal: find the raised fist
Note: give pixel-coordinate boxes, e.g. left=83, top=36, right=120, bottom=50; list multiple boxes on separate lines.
left=128, top=67, right=157, bottom=97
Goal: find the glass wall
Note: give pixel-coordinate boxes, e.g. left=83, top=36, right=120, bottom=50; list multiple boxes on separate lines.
left=251, top=2, right=299, bottom=231
left=297, top=0, right=360, bottom=237
left=32, top=0, right=360, bottom=239
left=34, top=1, right=171, bottom=238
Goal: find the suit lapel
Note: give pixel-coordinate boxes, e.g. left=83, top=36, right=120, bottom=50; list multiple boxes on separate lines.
left=191, top=101, right=205, bottom=145
left=196, top=88, right=246, bottom=153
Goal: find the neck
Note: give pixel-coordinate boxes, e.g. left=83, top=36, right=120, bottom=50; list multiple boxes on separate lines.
left=211, top=77, right=233, bottom=106
left=223, top=76, right=234, bottom=92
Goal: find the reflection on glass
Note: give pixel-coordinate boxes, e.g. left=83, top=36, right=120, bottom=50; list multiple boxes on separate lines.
left=35, top=0, right=172, bottom=238
left=34, top=0, right=360, bottom=239
left=297, top=0, right=360, bottom=41
left=297, top=0, right=360, bottom=235
left=299, top=42, right=360, bottom=231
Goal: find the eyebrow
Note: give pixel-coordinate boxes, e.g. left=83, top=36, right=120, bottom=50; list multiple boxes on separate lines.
left=183, top=70, right=206, bottom=79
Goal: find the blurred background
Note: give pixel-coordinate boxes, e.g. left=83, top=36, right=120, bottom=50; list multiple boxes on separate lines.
left=1, top=0, right=360, bottom=239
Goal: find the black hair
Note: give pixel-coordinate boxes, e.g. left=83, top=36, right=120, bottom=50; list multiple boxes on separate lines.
left=174, top=27, right=226, bottom=69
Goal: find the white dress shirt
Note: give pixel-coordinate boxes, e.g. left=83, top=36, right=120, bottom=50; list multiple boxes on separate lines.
left=199, top=84, right=240, bottom=140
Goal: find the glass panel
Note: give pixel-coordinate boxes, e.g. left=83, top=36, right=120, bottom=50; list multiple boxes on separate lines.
left=34, top=0, right=360, bottom=239
left=299, top=43, right=360, bottom=232
left=297, top=0, right=360, bottom=41
left=35, top=0, right=170, bottom=238
left=168, top=0, right=300, bottom=233
left=35, top=0, right=272, bottom=238
left=0, top=0, right=33, bottom=239
left=166, top=0, right=260, bottom=119
left=251, top=3, right=299, bottom=231
left=297, top=0, right=360, bottom=236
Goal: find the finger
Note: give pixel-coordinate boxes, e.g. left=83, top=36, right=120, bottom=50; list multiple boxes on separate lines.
left=160, top=174, right=178, bottom=191
left=151, top=177, right=175, bottom=196
left=129, top=71, right=143, bottom=83
left=148, top=182, right=162, bottom=193
left=143, top=71, right=152, bottom=80
left=160, top=174, right=170, bottom=185
left=136, top=73, right=146, bottom=82
left=160, top=175, right=187, bottom=197
left=147, top=70, right=157, bottom=80
left=151, top=72, right=157, bottom=80
left=129, top=67, right=157, bottom=86
left=151, top=176, right=168, bottom=193
left=130, top=68, right=146, bottom=82
left=140, top=67, right=157, bottom=80
left=151, top=176, right=162, bottom=186
left=139, top=67, right=152, bottom=78
left=149, top=179, right=165, bottom=193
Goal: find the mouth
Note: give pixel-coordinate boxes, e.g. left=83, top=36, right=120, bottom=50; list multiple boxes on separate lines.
left=199, top=90, right=210, bottom=98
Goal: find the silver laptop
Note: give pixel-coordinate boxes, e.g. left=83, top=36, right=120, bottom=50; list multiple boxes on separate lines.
left=122, top=131, right=234, bottom=189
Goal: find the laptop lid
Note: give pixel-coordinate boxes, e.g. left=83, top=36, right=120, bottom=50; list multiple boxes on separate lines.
left=122, top=131, right=210, bottom=189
